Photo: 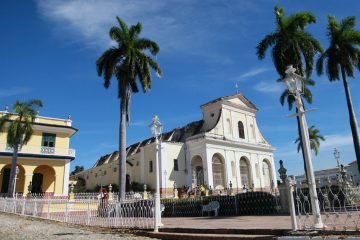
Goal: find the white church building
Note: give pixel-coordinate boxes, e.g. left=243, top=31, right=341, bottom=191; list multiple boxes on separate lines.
left=77, top=94, right=277, bottom=195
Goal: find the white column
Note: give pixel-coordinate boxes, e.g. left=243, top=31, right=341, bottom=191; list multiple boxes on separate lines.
left=258, top=155, right=264, bottom=189
left=245, top=115, right=250, bottom=142
left=270, top=156, right=278, bottom=188
left=235, top=152, right=241, bottom=190
left=250, top=155, right=257, bottom=190
left=160, top=142, right=167, bottom=189
left=140, top=147, right=145, bottom=184
left=63, top=159, right=70, bottom=195
left=185, top=144, right=192, bottom=187
left=204, top=149, right=213, bottom=188
left=225, top=151, right=232, bottom=188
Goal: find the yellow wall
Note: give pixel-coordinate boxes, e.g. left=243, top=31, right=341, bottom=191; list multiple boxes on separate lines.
left=0, top=156, right=66, bottom=194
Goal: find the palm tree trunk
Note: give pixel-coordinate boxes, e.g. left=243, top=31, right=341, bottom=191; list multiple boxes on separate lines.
left=119, top=85, right=127, bottom=200
left=7, top=143, right=19, bottom=197
left=341, top=66, right=360, bottom=172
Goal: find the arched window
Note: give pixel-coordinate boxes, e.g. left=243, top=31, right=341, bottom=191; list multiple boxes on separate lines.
left=238, top=121, right=245, bottom=139
left=192, top=156, right=204, bottom=187
left=240, top=157, right=250, bottom=187
left=262, top=160, right=272, bottom=188
left=212, top=155, right=225, bottom=189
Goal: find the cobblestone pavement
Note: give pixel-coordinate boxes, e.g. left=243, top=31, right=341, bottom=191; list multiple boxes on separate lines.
left=0, top=212, right=157, bottom=240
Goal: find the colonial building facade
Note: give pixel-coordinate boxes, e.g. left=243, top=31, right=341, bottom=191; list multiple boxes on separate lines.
left=78, top=94, right=276, bottom=195
left=0, top=112, right=77, bottom=195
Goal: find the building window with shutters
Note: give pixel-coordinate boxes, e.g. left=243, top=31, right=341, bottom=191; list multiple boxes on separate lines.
left=173, top=159, right=179, bottom=171
left=42, top=133, right=56, bottom=147
left=149, top=161, right=153, bottom=173
left=238, top=121, right=245, bottom=139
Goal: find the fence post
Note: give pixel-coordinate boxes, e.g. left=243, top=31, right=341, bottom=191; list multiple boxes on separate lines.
left=3, top=198, right=6, bottom=212
left=65, top=201, right=69, bottom=223
left=286, top=177, right=297, bottom=231
left=86, top=198, right=90, bottom=226
left=47, top=198, right=51, bottom=219
left=21, top=198, right=25, bottom=215
left=234, top=195, right=238, bottom=215
left=33, top=200, right=37, bottom=216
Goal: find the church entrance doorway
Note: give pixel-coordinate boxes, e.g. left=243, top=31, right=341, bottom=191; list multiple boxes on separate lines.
left=1, top=168, right=10, bottom=193
left=31, top=173, right=43, bottom=193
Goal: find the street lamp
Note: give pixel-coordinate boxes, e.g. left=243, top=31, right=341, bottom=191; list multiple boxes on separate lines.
left=149, top=115, right=163, bottom=232
left=283, top=65, right=323, bottom=228
left=334, top=148, right=340, bottom=168
left=13, top=166, right=19, bottom=198
left=163, top=170, right=167, bottom=198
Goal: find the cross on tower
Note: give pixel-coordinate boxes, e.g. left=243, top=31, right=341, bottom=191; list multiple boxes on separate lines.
left=235, top=82, right=239, bottom=94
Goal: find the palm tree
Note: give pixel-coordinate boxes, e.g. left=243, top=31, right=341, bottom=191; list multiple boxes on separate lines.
left=316, top=16, right=360, bottom=172
left=295, top=125, right=325, bottom=156
left=0, top=99, right=43, bottom=196
left=96, top=17, right=162, bottom=200
left=257, top=6, right=323, bottom=78
left=257, top=6, right=322, bottom=177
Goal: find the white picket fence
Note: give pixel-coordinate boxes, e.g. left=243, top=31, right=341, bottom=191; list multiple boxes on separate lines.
left=0, top=195, right=155, bottom=229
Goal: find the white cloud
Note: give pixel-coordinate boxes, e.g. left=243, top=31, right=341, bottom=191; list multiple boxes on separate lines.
left=0, top=87, right=32, bottom=97
left=235, top=67, right=270, bottom=81
left=254, top=81, right=283, bottom=93
left=36, top=0, right=259, bottom=61
left=321, top=133, right=353, bottom=150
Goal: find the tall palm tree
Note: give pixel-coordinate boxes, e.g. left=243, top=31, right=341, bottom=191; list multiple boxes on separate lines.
left=295, top=125, right=325, bottom=156
left=257, top=6, right=322, bottom=177
left=0, top=99, right=43, bottom=196
left=257, top=6, right=323, bottom=78
left=96, top=17, right=162, bottom=200
left=316, top=16, right=360, bottom=172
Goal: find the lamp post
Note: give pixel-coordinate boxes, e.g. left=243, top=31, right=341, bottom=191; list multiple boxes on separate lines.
left=13, top=166, right=19, bottom=198
left=163, top=170, right=167, bottom=198
left=149, top=115, right=163, bottom=232
left=282, top=65, right=323, bottom=228
left=334, top=148, right=340, bottom=168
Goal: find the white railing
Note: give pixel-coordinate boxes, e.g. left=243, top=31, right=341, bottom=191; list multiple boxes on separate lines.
left=0, top=195, right=154, bottom=229
left=0, top=144, right=76, bottom=158
left=290, top=178, right=360, bottom=231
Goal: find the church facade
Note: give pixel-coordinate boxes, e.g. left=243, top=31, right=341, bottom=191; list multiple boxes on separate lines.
left=77, top=94, right=276, bottom=195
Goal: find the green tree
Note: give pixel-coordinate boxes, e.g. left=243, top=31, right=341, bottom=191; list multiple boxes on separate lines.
left=295, top=125, right=325, bottom=155
left=316, top=16, right=360, bottom=172
left=71, top=165, right=84, bottom=175
left=257, top=6, right=323, bottom=78
left=0, top=99, right=43, bottom=196
left=96, top=17, right=162, bottom=199
left=256, top=6, right=322, bottom=176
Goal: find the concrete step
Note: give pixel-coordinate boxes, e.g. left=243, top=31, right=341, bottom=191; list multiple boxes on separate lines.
left=159, top=228, right=288, bottom=236
left=147, top=232, right=277, bottom=240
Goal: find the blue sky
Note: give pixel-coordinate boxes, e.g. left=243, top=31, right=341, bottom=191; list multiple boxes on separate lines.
left=1, top=0, right=360, bottom=177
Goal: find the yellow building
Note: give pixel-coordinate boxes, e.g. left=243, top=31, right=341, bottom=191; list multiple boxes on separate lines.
left=0, top=111, right=77, bottom=195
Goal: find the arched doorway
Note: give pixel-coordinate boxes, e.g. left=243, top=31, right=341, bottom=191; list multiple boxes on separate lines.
left=212, top=154, right=225, bottom=190
left=32, top=165, right=55, bottom=193
left=0, top=165, right=25, bottom=194
left=262, top=159, right=272, bottom=189
left=191, top=156, right=204, bottom=187
left=240, top=157, right=251, bottom=188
